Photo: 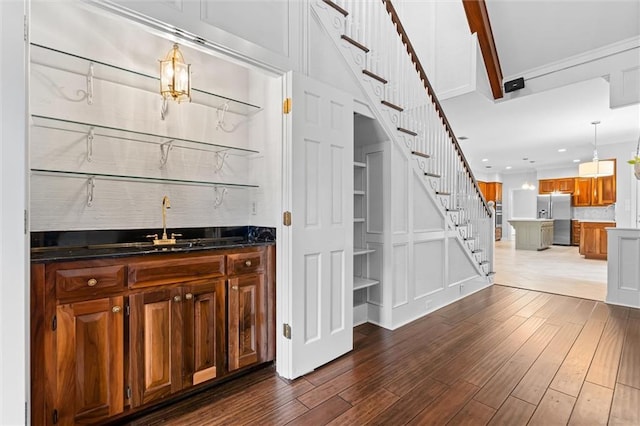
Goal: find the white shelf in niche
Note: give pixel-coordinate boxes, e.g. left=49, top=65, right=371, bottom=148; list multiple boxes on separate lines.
left=31, top=115, right=259, bottom=157
left=353, top=161, right=366, bottom=168
left=354, top=190, right=365, bottom=195
left=353, top=277, right=379, bottom=291
left=354, top=248, right=375, bottom=256
left=354, top=218, right=365, bottom=223
left=30, top=43, right=262, bottom=116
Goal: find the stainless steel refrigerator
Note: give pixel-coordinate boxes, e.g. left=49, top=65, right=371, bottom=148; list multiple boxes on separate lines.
left=537, top=193, right=572, bottom=245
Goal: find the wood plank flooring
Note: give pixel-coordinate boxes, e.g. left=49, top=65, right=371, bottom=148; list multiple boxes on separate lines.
left=126, top=285, right=640, bottom=425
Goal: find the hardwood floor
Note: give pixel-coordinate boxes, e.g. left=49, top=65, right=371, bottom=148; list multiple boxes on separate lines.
left=494, top=239, right=607, bottom=301
left=126, top=285, right=640, bottom=425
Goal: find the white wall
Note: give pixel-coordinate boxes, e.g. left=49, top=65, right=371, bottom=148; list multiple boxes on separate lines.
left=1, top=1, right=28, bottom=423
left=502, top=170, right=538, bottom=238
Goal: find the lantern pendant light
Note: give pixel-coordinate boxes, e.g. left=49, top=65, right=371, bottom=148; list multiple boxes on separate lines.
left=159, top=43, right=191, bottom=103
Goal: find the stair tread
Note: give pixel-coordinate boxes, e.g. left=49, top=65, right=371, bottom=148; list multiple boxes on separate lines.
left=381, top=100, right=404, bottom=112
left=362, top=69, right=387, bottom=84
left=397, top=127, right=418, bottom=136
left=341, top=34, right=369, bottom=53
left=411, top=151, right=431, bottom=159
left=323, top=0, right=348, bottom=16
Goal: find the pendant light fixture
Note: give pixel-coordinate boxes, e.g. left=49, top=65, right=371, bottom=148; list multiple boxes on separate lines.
left=578, top=121, right=614, bottom=178
left=159, top=43, right=191, bottom=103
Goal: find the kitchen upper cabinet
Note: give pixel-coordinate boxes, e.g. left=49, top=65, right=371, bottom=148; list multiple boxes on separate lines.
left=477, top=181, right=502, bottom=203
left=573, top=178, right=592, bottom=206
left=56, top=296, right=124, bottom=425
left=538, top=178, right=574, bottom=194
left=592, top=174, right=616, bottom=206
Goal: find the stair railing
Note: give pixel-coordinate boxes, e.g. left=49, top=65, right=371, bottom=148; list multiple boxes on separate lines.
left=325, top=0, right=494, bottom=271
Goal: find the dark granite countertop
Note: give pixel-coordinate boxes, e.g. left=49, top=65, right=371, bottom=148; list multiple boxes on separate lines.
left=31, top=226, right=275, bottom=262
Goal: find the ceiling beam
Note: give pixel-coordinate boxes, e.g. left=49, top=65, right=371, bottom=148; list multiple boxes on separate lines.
left=462, top=0, right=504, bottom=100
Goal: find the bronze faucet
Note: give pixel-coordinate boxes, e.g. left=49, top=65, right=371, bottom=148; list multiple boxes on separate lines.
left=147, top=195, right=181, bottom=245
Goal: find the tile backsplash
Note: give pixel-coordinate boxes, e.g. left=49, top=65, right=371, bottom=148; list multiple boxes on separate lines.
left=573, top=205, right=616, bottom=221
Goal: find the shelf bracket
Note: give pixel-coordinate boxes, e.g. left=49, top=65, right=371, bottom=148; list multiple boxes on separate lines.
left=214, top=152, right=228, bottom=173
left=86, top=127, right=94, bottom=162
left=86, top=62, right=94, bottom=105
left=160, top=98, right=169, bottom=121
left=86, top=176, right=95, bottom=207
left=160, top=140, right=174, bottom=168
left=213, top=186, right=228, bottom=209
left=216, top=102, right=230, bottom=131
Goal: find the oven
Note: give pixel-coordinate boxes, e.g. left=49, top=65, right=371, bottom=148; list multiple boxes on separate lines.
left=495, top=201, right=502, bottom=240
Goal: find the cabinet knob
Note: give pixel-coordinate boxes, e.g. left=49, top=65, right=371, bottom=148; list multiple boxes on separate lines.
left=185, top=293, right=193, bottom=300
left=87, top=278, right=98, bottom=287
left=112, top=306, right=121, bottom=313
left=173, top=295, right=182, bottom=303
left=245, top=260, right=252, bottom=267
left=232, top=285, right=239, bottom=291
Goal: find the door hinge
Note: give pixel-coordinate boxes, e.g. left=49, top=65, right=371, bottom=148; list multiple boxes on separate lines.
left=24, top=209, right=28, bottom=234
left=52, top=315, right=57, bottom=331
left=126, top=304, right=130, bottom=316
left=283, top=323, right=291, bottom=339
left=52, top=409, right=58, bottom=424
left=283, top=211, right=292, bottom=226
left=126, top=386, right=132, bottom=399
left=283, top=97, right=292, bottom=114
left=23, top=15, right=28, bottom=42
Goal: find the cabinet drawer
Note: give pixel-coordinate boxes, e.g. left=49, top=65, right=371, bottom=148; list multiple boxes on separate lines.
left=56, top=265, right=125, bottom=298
left=227, top=251, right=265, bottom=276
left=128, top=255, right=225, bottom=288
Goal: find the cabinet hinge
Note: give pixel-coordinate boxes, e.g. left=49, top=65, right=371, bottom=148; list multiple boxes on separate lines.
left=283, top=97, right=292, bottom=114
left=126, top=304, right=130, bottom=316
left=283, top=323, right=292, bottom=339
left=126, top=386, right=132, bottom=399
left=283, top=211, right=292, bottom=227
left=52, top=409, right=58, bottom=424
left=52, top=315, right=57, bottom=331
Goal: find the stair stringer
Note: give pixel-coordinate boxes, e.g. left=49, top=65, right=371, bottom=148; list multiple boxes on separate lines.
left=311, top=0, right=492, bottom=280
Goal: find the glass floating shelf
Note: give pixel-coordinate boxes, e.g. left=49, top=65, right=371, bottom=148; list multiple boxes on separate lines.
left=31, top=168, right=259, bottom=189
left=30, top=43, right=262, bottom=116
left=31, top=115, right=259, bottom=157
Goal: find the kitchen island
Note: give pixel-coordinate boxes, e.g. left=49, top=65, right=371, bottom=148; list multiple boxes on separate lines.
left=508, top=219, right=554, bottom=251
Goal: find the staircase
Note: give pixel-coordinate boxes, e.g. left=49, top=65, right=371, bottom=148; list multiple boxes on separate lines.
left=313, top=0, right=494, bottom=279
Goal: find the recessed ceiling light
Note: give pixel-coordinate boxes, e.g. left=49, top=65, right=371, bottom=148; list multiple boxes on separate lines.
left=505, top=166, right=512, bottom=170
left=485, top=165, right=492, bottom=169
left=459, top=136, right=468, bottom=140
left=530, top=160, right=536, bottom=163
left=522, top=157, right=528, bottom=161
left=573, top=159, right=580, bottom=163
left=481, top=158, right=489, bottom=162
left=558, top=148, right=567, bottom=152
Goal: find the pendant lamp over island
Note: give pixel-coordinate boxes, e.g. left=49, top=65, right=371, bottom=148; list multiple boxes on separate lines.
left=578, top=121, right=614, bottom=178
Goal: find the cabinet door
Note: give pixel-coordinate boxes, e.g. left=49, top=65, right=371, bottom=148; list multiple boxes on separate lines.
left=539, top=179, right=555, bottom=194
left=477, top=181, right=487, bottom=199
left=495, top=182, right=503, bottom=202
left=556, top=178, right=574, bottom=193
left=183, top=280, right=226, bottom=387
left=573, top=178, right=592, bottom=206
left=129, top=288, right=183, bottom=407
left=593, top=175, right=616, bottom=206
left=228, top=274, right=266, bottom=371
left=56, top=296, right=124, bottom=425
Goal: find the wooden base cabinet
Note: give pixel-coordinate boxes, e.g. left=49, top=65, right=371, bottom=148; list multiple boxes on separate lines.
left=32, top=246, right=274, bottom=425
left=56, top=296, right=124, bottom=425
left=579, top=222, right=615, bottom=260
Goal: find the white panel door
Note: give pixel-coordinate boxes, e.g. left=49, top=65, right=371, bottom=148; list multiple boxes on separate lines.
left=286, top=72, right=353, bottom=378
